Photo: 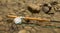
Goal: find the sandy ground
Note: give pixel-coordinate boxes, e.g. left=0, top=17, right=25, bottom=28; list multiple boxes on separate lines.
left=0, top=0, right=60, bottom=33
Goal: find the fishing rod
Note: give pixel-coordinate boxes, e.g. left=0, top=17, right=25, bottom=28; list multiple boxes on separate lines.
left=7, top=15, right=60, bottom=24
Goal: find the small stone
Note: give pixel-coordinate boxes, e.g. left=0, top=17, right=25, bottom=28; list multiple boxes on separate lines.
left=27, top=3, right=41, bottom=13
left=18, top=29, right=30, bottom=33
left=0, top=26, right=9, bottom=31
left=48, top=7, right=55, bottom=14
left=55, top=4, right=60, bottom=12
left=42, top=3, right=52, bottom=14
left=53, top=28, right=60, bottom=33
left=8, top=12, right=16, bottom=15
left=27, top=3, right=40, bottom=11
left=14, top=17, right=25, bottom=24
left=50, top=1, right=58, bottom=5
left=24, top=26, right=32, bottom=30
left=31, top=28, right=36, bottom=33
left=42, top=6, right=49, bottom=13
left=0, top=16, right=3, bottom=21
left=57, top=4, right=60, bottom=7
left=52, top=12, right=60, bottom=21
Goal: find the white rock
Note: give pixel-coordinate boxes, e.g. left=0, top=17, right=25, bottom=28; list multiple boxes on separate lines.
left=14, top=16, right=25, bottom=24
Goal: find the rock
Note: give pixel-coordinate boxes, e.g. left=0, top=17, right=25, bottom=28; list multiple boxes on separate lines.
left=53, top=12, right=60, bottom=21
left=0, top=16, right=3, bottom=21
left=27, top=3, right=41, bottom=13
left=31, top=28, right=36, bottom=33
left=0, top=0, right=6, bottom=4
left=24, top=26, right=32, bottom=30
left=57, top=4, right=60, bottom=7
left=27, top=3, right=41, bottom=11
left=14, top=17, right=25, bottom=24
left=42, top=3, right=52, bottom=14
left=50, top=1, right=58, bottom=5
left=0, top=26, right=9, bottom=31
left=42, top=6, right=49, bottom=13
left=0, top=22, right=4, bottom=25
left=54, top=4, right=60, bottom=12
left=53, top=28, right=60, bottom=33
left=48, top=7, right=55, bottom=14
left=18, top=29, right=30, bottom=33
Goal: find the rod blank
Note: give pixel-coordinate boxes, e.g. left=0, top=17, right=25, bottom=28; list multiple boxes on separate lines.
left=7, top=15, right=50, bottom=22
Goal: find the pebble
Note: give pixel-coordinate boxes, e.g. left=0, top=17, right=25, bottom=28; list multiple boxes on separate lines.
left=18, top=29, right=30, bottom=33
left=50, top=1, right=58, bottom=5
left=24, top=26, right=32, bottom=30
left=14, top=16, right=25, bottom=24
left=0, top=26, right=9, bottom=31
left=0, top=16, right=3, bottom=21
left=31, top=28, right=36, bottom=33
left=42, top=6, right=49, bottom=13
left=27, top=3, right=41, bottom=13
left=53, top=28, right=60, bottom=33
left=48, top=7, right=55, bottom=14
left=57, top=4, right=60, bottom=7
left=53, top=12, right=60, bottom=21
left=55, top=4, right=60, bottom=12
left=27, top=3, right=41, bottom=11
